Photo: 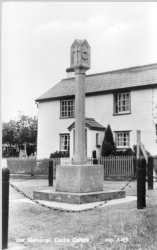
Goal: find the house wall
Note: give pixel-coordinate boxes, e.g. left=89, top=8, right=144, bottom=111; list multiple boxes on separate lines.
left=85, top=88, right=157, bottom=156
left=37, top=100, right=74, bottom=159
left=69, top=128, right=104, bottom=158
left=87, top=130, right=104, bottom=158
left=37, top=87, right=157, bottom=158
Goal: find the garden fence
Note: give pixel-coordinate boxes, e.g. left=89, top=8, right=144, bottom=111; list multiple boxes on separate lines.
left=87, top=156, right=136, bottom=180
left=7, top=156, right=136, bottom=180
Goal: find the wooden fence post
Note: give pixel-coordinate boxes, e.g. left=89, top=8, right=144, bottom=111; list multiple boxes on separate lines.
left=2, top=168, right=10, bottom=249
left=137, top=158, right=146, bottom=209
left=31, top=161, right=35, bottom=176
left=133, top=157, right=137, bottom=179
left=137, top=130, right=141, bottom=159
left=48, top=160, right=53, bottom=186
left=148, top=156, right=153, bottom=190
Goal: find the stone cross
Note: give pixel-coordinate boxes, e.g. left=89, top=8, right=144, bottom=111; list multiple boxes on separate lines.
left=73, top=44, right=80, bottom=64
left=34, top=39, right=125, bottom=203
left=69, top=39, right=91, bottom=164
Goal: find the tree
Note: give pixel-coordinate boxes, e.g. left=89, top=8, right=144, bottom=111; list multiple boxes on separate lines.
left=2, top=120, right=19, bottom=147
left=2, top=112, right=38, bottom=147
left=16, top=112, right=38, bottom=144
left=101, top=124, right=116, bottom=156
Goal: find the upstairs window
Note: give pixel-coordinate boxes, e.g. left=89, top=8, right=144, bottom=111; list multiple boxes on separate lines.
left=115, top=132, right=130, bottom=148
left=114, top=93, right=130, bottom=114
left=61, top=100, right=74, bottom=118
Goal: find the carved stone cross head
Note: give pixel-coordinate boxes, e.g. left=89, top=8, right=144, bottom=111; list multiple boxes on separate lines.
left=70, top=39, right=91, bottom=70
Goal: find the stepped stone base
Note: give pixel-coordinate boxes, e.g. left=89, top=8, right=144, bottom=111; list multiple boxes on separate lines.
left=33, top=164, right=126, bottom=204
left=33, top=189, right=126, bottom=204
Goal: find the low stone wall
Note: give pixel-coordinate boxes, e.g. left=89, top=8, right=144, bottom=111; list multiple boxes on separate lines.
left=7, top=159, right=37, bottom=174
left=7, top=158, right=58, bottom=177
left=37, top=160, right=49, bottom=175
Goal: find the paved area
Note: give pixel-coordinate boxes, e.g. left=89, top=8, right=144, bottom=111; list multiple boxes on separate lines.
left=9, top=176, right=157, bottom=211
left=11, top=196, right=137, bottom=211
left=9, top=178, right=138, bottom=211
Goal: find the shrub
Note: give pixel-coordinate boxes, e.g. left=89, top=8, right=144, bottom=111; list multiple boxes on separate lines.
left=115, top=148, right=134, bottom=156
left=101, top=125, right=116, bottom=156
left=50, top=151, right=69, bottom=158
left=114, top=145, right=152, bottom=157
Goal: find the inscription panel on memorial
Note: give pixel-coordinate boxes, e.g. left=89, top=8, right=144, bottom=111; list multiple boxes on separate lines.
left=56, top=165, right=80, bottom=192
left=80, top=165, right=104, bottom=192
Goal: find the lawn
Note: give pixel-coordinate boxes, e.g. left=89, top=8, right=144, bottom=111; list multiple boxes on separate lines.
left=8, top=178, right=157, bottom=250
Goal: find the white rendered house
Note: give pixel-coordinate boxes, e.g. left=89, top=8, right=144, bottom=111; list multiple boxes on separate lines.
left=36, top=63, right=157, bottom=159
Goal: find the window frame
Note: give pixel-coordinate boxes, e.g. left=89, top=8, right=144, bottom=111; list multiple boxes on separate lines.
left=60, top=99, right=74, bottom=119
left=114, top=131, right=131, bottom=148
left=113, top=92, right=131, bottom=115
left=96, top=133, right=100, bottom=146
left=60, top=133, right=70, bottom=152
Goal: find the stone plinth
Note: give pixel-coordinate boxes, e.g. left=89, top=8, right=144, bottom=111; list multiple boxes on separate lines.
left=56, top=165, right=104, bottom=193
left=33, top=189, right=126, bottom=205
left=33, top=164, right=126, bottom=205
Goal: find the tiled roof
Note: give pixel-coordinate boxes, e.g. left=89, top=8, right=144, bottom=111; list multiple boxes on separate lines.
left=68, top=118, right=105, bottom=131
left=36, top=63, right=157, bottom=102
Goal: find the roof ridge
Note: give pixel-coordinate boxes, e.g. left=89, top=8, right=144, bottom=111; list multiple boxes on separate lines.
left=62, top=62, right=157, bottom=81
left=36, top=62, right=157, bottom=102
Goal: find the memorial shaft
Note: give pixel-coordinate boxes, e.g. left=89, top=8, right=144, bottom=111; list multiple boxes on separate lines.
left=73, top=69, right=87, bottom=164
left=69, top=39, right=91, bottom=164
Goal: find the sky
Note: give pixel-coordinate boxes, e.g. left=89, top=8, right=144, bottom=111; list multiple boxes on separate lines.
left=2, top=2, right=157, bottom=122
